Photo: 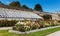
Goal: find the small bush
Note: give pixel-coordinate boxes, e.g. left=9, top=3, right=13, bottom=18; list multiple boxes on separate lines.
left=0, top=20, right=18, bottom=27
left=24, top=26, right=31, bottom=31
left=31, top=24, right=40, bottom=30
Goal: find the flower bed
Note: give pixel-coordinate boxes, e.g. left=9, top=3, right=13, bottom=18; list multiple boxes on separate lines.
left=12, top=20, right=60, bottom=32
left=9, top=25, right=60, bottom=34
left=8, top=19, right=60, bottom=34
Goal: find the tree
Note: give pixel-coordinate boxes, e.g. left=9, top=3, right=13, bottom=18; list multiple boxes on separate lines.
left=34, top=4, right=43, bottom=12
left=42, top=14, right=52, bottom=20
left=22, top=5, right=32, bottom=11
left=9, top=1, right=21, bottom=7
left=22, top=5, right=30, bottom=9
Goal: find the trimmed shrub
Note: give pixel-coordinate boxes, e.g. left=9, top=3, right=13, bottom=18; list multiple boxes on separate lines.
left=0, top=20, right=18, bottom=27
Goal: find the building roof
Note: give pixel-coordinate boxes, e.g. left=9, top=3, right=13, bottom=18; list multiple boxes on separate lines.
left=0, top=8, right=42, bottom=19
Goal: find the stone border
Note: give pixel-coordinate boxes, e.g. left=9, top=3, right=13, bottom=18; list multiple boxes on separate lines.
left=9, top=26, right=60, bottom=34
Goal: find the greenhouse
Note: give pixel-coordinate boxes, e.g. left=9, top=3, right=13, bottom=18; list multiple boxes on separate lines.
left=0, top=8, right=42, bottom=20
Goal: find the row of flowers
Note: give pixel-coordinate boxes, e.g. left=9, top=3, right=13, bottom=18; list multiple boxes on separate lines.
left=13, top=20, right=60, bottom=32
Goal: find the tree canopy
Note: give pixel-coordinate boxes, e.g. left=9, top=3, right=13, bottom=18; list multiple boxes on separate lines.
left=22, top=5, right=29, bottom=9
left=42, top=14, right=52, bottom=20
left=0, top=1, right=43, bottom=12
left=9, top=1, right=21, bottom=7
left=34, top=4, right=43, bottom=12
left=22, top=5, right=32, bottom=11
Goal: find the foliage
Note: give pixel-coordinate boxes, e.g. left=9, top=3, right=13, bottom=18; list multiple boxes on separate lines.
left=9, top=1, right=21, bottom=7
left=13, top=20, right=60, bottom=32
left=24, top=26, right=31, bottom=31
left=39, top=21, right=45, bottom=25
left=31, top=23, right=40, bottom=30
left=44, top=23, right=50, bottom=27
left=0, top=20, right=18, bottom=27
left=42, top=14, right=52, bottom=20
left=13, top=21, right=31, bottom=32
left=22, top=5, right=30, bottom=9
left=34, top=4, right=43, bottom=12
left=38, top=21, right=45, bottom=28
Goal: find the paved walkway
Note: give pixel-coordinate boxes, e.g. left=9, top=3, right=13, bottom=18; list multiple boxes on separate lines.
left=0, top=27, right=12, bottom=30
left=47, top=31, right=60, bottom=36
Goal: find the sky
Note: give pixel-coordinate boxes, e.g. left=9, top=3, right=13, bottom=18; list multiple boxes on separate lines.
left=0, top=0, right=60, bottom=13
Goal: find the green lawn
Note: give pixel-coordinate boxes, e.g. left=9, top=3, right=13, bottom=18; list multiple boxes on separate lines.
left=0, top=27, right=60, bottom=36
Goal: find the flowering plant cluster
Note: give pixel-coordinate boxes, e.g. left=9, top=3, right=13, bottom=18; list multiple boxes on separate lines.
left=13, top=20, right=60, bottom=32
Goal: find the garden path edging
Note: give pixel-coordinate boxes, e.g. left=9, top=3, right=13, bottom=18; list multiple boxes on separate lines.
left=9, top=25, right=60, bottom=34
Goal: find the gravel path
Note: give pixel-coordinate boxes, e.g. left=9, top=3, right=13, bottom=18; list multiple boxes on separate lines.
left=46, top=31, right=60, bottom=36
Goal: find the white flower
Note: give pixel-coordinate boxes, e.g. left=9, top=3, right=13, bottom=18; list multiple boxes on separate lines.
left=24, top=26, right=30, bottom=28
left=16, top=21, right=27, bottom=26
left=16, top=21, right=21, bottom=24
left=20, top=22, right=26, bottom=25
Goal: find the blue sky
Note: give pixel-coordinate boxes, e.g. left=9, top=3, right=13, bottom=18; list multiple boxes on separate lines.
left=0, top=0, right=60, bottom=13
